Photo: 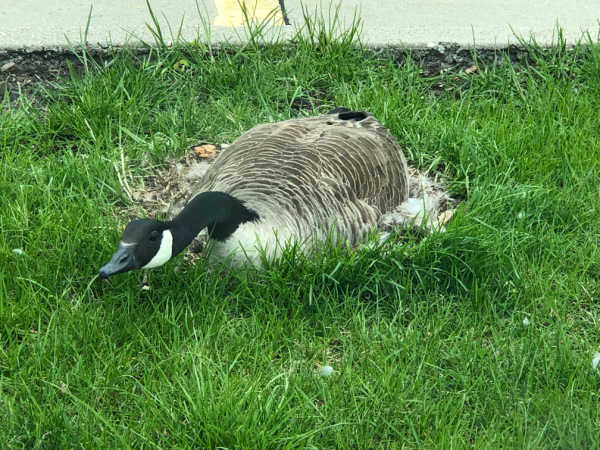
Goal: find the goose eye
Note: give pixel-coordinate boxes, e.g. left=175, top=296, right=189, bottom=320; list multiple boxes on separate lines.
left=149, top=231, right=160, bottom=242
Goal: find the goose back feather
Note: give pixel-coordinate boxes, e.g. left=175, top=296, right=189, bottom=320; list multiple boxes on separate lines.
left=190, top=110, right=409, bottom=262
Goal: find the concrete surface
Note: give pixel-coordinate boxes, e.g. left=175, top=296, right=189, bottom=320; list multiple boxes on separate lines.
left=1, top=0, right=599, bottom=50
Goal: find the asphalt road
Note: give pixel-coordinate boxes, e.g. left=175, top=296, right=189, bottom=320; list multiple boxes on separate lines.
left=1, top=0, right=599, bottom=49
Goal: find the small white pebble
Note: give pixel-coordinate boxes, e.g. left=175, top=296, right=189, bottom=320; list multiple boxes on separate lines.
left=592, top=352, right=600, bottom=370
left=318, top=365, right=334, bottom=377
left=522, top=317, right=530, bottom=327
left=12, top=248, right=24, bottom=255
left=517, top=211, right=525, bottom=219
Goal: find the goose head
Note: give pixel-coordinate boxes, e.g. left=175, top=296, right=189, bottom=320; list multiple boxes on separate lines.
left=98, top=191, right=258, bottom=279
left=98, top=219, right=173, bottom=279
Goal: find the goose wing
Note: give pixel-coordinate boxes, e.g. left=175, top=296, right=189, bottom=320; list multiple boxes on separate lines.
left=193, top=111, right=409, bottom=243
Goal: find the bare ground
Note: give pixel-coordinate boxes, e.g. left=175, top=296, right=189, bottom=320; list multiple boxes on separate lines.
left=0, top=45, right=531, bottom=106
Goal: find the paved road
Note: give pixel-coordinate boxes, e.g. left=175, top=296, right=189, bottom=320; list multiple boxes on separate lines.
left=1, top=0, right=599, bottom=49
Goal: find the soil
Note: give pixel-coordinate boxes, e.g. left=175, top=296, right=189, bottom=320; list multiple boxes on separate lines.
left=375, top=43, right=531, bottom=77
left=0, top=49, right=83, bottom=105
left=0, top=45, right=531, bottom=107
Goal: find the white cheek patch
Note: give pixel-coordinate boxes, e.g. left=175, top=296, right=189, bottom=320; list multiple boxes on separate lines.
left=142, top=230, right=173, bottom=269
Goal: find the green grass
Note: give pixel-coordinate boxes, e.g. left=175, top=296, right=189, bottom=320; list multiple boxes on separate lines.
left=1, top=10, right=600, bottom=448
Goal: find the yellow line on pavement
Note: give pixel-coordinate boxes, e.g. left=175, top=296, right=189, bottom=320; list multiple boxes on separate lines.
left=214, top=0, right=284, bottom=27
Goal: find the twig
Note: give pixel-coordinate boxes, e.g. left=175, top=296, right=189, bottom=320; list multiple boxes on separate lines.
left=112, top=147, right=134, bottom=202
left=120, top=148, right=133, bottom=197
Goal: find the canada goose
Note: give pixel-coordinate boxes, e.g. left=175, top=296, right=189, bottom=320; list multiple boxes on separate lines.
left=98, top=109, right=409, bottom=279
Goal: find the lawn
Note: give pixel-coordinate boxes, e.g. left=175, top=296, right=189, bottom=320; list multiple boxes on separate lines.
left=1, top=13, right=600, bottom=448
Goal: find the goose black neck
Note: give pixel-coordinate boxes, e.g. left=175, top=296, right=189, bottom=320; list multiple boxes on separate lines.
left=168, top=191, right=259, bottom=256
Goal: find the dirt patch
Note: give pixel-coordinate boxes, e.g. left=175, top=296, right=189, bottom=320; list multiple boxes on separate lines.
left=372, top=43, right=531, bottom=77
left=128, top=145, right=223, bottom=219
left=1, top=45, right=532, bottom=107
left=0, top=49, right=84, bottom=105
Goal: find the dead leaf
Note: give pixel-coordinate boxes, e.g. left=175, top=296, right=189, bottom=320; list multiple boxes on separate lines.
left=465, top=65, right=478, bottom=75
left=192, top=144, right=217, bottom=159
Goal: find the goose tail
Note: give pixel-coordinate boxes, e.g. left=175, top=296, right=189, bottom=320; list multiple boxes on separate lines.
left=327, top=107, right=369, bottom=121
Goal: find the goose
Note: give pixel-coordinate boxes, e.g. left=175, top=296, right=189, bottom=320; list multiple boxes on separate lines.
left=98, top=108, right=409, bottom=279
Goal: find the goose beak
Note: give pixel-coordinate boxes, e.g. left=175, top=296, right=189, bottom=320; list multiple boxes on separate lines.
left=99, top=242, right=136, bottom=279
